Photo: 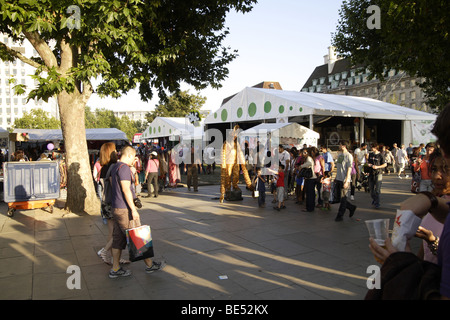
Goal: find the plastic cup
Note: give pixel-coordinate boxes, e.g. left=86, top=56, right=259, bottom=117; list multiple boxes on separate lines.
left=365, top=219, right=390, bottom=246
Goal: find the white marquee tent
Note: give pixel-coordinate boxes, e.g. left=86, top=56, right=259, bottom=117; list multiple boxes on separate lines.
left=205, top=87, right=438, bottom=144
left=241, top=122, right=320, bottom=148
left=141, top=117, right=204, bottom=142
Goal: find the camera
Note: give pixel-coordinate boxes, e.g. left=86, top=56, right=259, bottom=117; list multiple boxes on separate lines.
left=133, top=198, right=142, bottom=209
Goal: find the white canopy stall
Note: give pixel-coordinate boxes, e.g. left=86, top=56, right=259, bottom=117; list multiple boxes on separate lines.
left=205, top=87, right=438, bottom=145
left=241, top=122, right=320, bottom=148
left=141, top=117, right=204, bottom=142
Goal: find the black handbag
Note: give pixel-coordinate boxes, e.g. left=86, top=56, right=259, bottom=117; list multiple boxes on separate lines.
left=299, top=167, right=313, bottom=179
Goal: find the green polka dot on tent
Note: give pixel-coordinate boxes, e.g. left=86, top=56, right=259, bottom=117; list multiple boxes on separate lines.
left=153, top=127, right=156, bottom=134
left=158, top=126, right=161, bottom=133
left=237, top=107, right=243, bottom=118
left=248, top=103, right=257, bottom=117
left=221, top=109, right=228, bottom=122
left=279, top=105, right=285, bottom=113
left=289, top=106, right=293, bottom=111
left=214, top=113, right=217, bottom=119
left=264, top=101, right=272, bottom=113
left=299, top=107, right=303, bottom=112
left=169, top=129, right=172, bottom=134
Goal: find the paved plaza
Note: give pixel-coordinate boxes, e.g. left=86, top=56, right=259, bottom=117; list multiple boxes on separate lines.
left=0, top=173, right=420, bottom=300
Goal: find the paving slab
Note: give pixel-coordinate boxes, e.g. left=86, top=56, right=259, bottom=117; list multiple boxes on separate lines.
left=0, top=173, right=420, bottom=301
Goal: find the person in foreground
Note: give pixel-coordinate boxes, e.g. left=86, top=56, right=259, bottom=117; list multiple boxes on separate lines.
left=109, top=146, right=165, bottom=278
left=369, top=103, right=450, bottom=299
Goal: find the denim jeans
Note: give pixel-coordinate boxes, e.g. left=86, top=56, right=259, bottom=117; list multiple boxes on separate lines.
left=368, top=174, right=383, bottom=207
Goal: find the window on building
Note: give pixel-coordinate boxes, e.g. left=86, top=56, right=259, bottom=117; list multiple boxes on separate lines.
left=400, top=92, right=406, bottom=101
left=411, top=91, right=416, bottom=100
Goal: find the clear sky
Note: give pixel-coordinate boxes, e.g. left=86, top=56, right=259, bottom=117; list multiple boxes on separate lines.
left=88, top=0, right=345, bottom=114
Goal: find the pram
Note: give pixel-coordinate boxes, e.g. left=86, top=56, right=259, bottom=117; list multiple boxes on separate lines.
left=356, top=170, right=370, bottom=193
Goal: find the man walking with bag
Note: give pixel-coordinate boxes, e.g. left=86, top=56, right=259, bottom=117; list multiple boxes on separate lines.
left=109, top=146, right=165, bottom=278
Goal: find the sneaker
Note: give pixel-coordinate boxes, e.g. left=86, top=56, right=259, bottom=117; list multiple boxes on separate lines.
left=405, top=175, right=409, bottom=178
left=273, top=206, right=281, bottom=211
left=109, top=267, right=132, bottom=278
left=97, top=248, right=112, bottom=265
left=145, top=261, right=166, bottom=274
left=398, top=175, right=403, bottom=179
left=350, top=195, right=354, bottom=201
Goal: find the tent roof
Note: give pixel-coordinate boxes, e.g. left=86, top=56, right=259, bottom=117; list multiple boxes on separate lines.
left=205, top=87, right=437, bottom=124
left=141, top=117, right=204, bottom=140
left=0, top=127, right=9, bottom=139
left=13, top=128, right=128, bottom=141
left=242, top=122, right=319, bottom=139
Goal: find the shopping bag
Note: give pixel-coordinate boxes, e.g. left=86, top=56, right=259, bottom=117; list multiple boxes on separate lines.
left=126, top=224, right=154, bottom=262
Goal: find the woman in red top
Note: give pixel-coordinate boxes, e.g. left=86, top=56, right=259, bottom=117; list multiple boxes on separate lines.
left=414, top=143, right=436, bottom=192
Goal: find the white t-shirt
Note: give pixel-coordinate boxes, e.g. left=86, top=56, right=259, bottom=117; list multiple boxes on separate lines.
left=279, top=150, right=290, bottom=169
left=354, top=148, right=368, bottom=164
left=396, top=148, right=407, bottom=164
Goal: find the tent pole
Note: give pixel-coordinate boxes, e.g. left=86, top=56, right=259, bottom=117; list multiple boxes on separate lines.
left=360, top=118, right=365, bottom=144
left=309, top=114, right=314, bottom=131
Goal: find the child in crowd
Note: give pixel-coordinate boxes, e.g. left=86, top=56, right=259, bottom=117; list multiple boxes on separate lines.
left=321, top=171, right=332, bottom=211
left=269, top=164, right=286, bottom=211
left=252, top=167, right=267, bottom=208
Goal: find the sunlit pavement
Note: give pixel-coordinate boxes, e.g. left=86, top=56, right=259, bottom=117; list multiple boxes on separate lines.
left=0, top=173, right=420, bottom=300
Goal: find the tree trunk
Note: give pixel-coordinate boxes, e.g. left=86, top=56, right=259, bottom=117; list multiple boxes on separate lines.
left=58, top=91, right=99, bottom=215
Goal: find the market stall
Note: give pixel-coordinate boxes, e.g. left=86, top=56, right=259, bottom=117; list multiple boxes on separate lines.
left=241, top=122, right=320, bottom=149
left=205, top=87, right=438, bottom=147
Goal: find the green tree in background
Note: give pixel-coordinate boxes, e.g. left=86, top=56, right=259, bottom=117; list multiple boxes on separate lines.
left=0, top=0, right=256, bottom=213
left=13, top=108, right=61, bottom=129
left=145, top=90, right=206, bottom=123
left=332, top=0, right=450, bottom=111
left=85, top=106, right=148, bottom=140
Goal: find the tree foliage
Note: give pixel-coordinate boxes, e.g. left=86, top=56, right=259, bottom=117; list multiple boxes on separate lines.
left=85, top=106, right=147, bottom=140
left=0, top=0, right=257, bottom=213
left=13, top=108, right=61, bottom=129
left=145, top=90, right=206, bottom=123
left=332, top=0, right=450, bottom=111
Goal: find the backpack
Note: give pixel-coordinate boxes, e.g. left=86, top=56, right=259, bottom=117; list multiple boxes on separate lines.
left=99, top=163, right=121, bottom=219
